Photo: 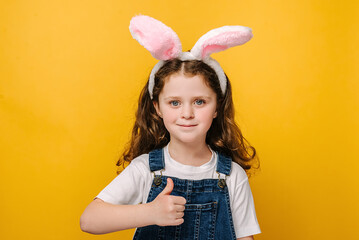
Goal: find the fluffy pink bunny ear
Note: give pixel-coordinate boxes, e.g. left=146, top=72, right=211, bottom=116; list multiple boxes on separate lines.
left=129, top=15, right=182, bottom=60
left=191, top=26, right=253, bottom=59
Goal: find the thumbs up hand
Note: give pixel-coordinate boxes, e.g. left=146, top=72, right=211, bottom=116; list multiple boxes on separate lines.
left=149, top=178, right=186, bottom=226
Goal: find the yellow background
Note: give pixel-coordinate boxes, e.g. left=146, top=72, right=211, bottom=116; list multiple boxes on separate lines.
left=0, top=0, right=358, bottom=239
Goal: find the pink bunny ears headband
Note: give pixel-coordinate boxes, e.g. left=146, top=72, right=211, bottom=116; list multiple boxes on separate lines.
left=129, top=15, right=253, bottom=99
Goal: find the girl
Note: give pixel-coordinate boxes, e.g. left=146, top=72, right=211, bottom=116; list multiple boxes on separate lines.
left=80, top=15, right=261, bottom=240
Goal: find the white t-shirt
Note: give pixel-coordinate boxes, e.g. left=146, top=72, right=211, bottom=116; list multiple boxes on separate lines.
left=97, top=145, right=261, bottom=238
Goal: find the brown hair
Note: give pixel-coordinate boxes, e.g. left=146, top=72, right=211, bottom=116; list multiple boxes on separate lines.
left=117, top=59, right=259, bottom=176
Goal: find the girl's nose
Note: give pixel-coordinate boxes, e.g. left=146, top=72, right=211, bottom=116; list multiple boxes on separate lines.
left=181, top=104, right=194, bottom=119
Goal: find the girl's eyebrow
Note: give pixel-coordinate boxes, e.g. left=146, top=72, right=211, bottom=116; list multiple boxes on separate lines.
left=163, top=96, right=212, bottom=100
left=163, top=96, right=179, bottom=100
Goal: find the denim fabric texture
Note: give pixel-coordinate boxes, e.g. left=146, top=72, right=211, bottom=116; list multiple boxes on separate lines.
left=133, top=148, right=236, bottom=240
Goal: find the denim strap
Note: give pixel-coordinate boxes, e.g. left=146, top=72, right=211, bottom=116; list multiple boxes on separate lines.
left=149, top=148, right=231, bottom=175
left=149, top=148, right=165, bottom=172
left=216, top=153, right=232, bottom=175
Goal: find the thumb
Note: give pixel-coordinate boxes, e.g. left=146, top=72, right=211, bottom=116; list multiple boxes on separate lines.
left=159, top=178, right=174, bottom=196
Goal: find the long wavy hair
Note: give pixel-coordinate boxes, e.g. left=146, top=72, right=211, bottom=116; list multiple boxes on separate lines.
left=117, top=59, right=259, bottom=176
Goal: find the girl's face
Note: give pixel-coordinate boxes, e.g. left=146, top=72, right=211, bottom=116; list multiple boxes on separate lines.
left=154, top=72, right=218, bottom=145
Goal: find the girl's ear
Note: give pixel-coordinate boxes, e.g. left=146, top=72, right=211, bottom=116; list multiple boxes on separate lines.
left=153, top=101, right=162, bottom=118
left=213, top=111, right=217, bottom=118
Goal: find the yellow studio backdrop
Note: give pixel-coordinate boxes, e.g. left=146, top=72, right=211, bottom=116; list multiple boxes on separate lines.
left=0, top=0, right=358, bottom=239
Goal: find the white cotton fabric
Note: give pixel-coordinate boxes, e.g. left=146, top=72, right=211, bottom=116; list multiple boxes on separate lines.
left=96, top=145, right=261, bottom=238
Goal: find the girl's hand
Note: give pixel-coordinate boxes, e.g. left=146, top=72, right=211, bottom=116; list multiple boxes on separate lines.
left=148, top=178, right=186, bottom=226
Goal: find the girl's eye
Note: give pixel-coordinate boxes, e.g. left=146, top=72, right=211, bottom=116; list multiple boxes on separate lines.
left=170, top=100, right=180, bottom=106
left=195, top=99, right=205, bottom=105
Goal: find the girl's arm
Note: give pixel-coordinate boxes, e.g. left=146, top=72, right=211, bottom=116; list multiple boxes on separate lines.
left=238, top=236, right=254, bottom=240
left=80, top=178, right=186, bottom=234
left=80, top=198, right=153, bottom=234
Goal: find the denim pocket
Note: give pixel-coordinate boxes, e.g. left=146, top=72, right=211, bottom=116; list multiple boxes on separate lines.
left=181, top=202, right=218, bottom=240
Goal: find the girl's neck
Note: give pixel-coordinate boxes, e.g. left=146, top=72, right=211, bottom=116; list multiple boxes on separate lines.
left=168, top=140, right=212, bottom=167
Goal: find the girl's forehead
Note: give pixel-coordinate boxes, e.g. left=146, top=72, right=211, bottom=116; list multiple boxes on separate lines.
left=161, top=72, right=216, bottom=97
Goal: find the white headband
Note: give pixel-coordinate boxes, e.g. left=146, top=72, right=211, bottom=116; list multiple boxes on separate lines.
left=129, top=15, right=253, bottom=99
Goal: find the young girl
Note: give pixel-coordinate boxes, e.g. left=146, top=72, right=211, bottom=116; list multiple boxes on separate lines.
left=80, top=15, right=261, bottom=240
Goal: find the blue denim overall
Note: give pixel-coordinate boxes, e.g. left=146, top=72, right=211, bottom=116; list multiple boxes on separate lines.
left=133, top=148, right=237, bottom=240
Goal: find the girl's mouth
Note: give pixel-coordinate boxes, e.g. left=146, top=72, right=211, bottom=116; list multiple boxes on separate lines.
left=177, top=124, right=197, bottom=127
